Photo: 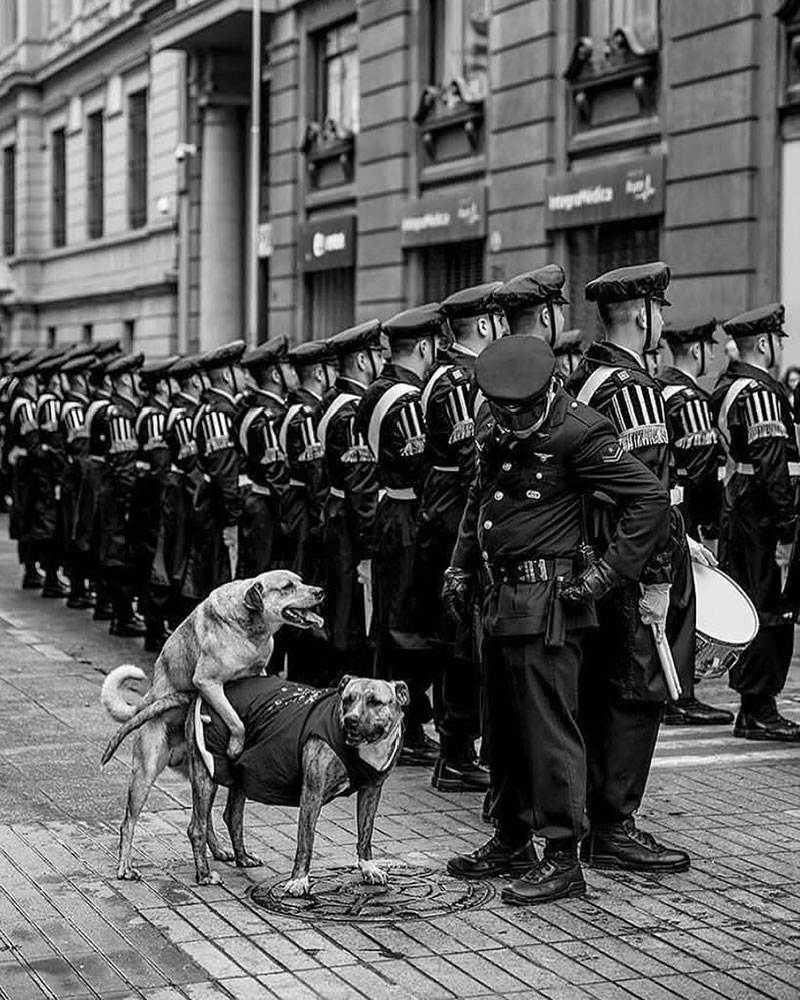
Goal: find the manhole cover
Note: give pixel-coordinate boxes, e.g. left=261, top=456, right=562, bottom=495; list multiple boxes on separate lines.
left=250, top=861, right=495, bottom=923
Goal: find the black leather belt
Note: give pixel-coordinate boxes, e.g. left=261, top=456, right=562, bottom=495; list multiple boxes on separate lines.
left=486, top=557, right=573, bottom=585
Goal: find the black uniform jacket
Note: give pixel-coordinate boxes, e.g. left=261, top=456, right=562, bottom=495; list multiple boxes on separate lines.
left=234, top=388, right=288, bottom=495
left=193, top=386, right=242, bottom=527
left=320, top=377, right=378, bottom=562
left=451, top=390, right=669, bottom=637
left=567, top=341, right=673, bottom=585
left=657, top=366, right=724, bottom=538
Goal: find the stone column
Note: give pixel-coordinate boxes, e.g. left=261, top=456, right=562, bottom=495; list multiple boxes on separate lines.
left=199, top=103, right=244, bottom=350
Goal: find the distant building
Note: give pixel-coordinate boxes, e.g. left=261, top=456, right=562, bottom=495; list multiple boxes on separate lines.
left=1, top=2, right=798, bottom=364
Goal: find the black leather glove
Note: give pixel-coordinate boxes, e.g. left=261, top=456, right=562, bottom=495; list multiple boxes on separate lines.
left=441, top=567, right=472, bottom=624
left=560, top=558, right=623, bottom=607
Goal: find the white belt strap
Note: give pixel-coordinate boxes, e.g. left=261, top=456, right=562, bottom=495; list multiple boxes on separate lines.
left=576, top=366, right=623, bottom=407
left=367, top=383, right=419, bottom=461
left=329, top=486, right=346, bottom=499
left=473, top=389, right=486, bottom=419
left=278, top=403, right=305, bottom=454
left=250, top=483, right=272, bottom=496
left=384, top=486, right=416, bottom=500
left=718, top=378, right=756, bottom=444
left=421, top=364, right=453, bottom=416
left=734, top=461, right=800, bottom=477
left=661, top=384, right=687, bottom=403
left=669, top=485, right=685, bottom=507
left=433, top=465, right=459, bottom=473
left=238, top=406, right=265, bottom=455
left=317, top=392, right=359, bottom=450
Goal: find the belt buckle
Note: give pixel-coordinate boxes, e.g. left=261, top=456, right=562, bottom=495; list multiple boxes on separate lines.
left=537, top=559, right=548, bottom=582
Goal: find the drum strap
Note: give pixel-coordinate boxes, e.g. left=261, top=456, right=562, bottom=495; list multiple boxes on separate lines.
left=718, top=378, right=756, bottom=447
left=317, top=393, right=359, bottom=450
left=661, top=385, right=687, bottom=403
left=421, top=364, right=453, bottom=416
left=575, top=366, right=622, bottom=406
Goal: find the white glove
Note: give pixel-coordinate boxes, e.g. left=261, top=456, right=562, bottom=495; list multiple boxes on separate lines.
left=776, top=543, right=793, bottom=571
left=223, top=525, right=238, bottom=549
left=357, top=559, right=372, bottom=587
left=639, top=583, right=671, bottom=638
left=687, top=535, right=718, bottom=568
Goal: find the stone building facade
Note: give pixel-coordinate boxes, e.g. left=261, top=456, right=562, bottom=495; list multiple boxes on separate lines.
left=1, top=1, right=798, bottom=364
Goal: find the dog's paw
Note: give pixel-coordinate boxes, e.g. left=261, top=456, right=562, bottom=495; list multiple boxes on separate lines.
left=208, top=846, right=235, bottom=863
left=284, top=875, right=310, bottom=897
left=196, top=871, right=222, bottom=886
left=235, top=853, right=263, bottom=869
left=358, top=860, right=388, bottom=885
left=226, top=734, right=245, bottom=759
left=117, top=866, right=141, bottom=881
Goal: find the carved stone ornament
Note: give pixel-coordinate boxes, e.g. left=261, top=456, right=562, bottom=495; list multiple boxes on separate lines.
left=300, top=118, right=355, bottom=188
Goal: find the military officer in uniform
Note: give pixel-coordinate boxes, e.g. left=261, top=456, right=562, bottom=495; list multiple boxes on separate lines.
left=420, top=283, right=505, bottom=792
left=354, top=304, right=444, bottom=765
left=711, top=305, right=800, bottom=742
left=98, top=352, right=147, bottom=636
left=320, top=320, right=385, bottom=679
left=492, top=265, right=568, bottom=345
left=59, top=351, right=96, bottom=609
left=235, top=336, right=291, bottom=579
left=659, top=317, right=733, bottom=727
left=132, top=357, right=176, bottom=650
left=567, top=263, right=692, bottom=872
left=444, top=336, right=672, bottom=903
left=192, top=341, right=247, bottom=595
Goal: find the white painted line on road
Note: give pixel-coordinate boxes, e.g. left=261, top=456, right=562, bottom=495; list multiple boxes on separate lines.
left=652, top=748, right=800, bottom=769
left=657, top=733, right=799, bottom=751
left=6, top=629, right=42, bottom=644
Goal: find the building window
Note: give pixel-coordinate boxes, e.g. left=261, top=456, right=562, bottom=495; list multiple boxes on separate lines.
left=128, top=90, right=148, bottom=229
left=87, top=111, right=104, bottom=239
left=82, top=323, right=93, bottom=344
left=3, top=145, right=15, bottom=257
left=0, top=2, right=17, bottom=49
left=52, top=128, right=67, bottom=248
left=48, top=0, right=71, bottom=31
left=47, top=327, right=57, bottom=348
left=428, top=0, right=489, bottom=96
left=316, top=20, right=359, bottom=135
left=123, top=319, right=135, bottom=351
left=422, top=239, right=485, bottom=302
left=567, top=218, right=660, bottom=339
left=306, top=269, right=355, bottom=341
left=576, top=0, right=659, bottom=50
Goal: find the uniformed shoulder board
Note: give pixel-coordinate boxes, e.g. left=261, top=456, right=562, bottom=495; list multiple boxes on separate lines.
left=279, top=403, right=323, bottom=462
left=577, top=366, right=668, bottom=451
left=108, top=408, right=138, bottom=454
left=168, top=406, right=197, bottom=459
left=10, top=396, right=36, bottom=434
left=717, top=377, right=756, bottom=446
left=61, top=400, right=88, bottom=442
left=199, top=406, right=234, bottom=454
left=36, top=392, right=61, bottom=433
left=662, top=385, right=717, bottom=449
left=742, top=386, right=788, bottom=444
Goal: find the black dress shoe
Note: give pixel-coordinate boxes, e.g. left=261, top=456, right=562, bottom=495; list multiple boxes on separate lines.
left=21, top=570, right=44, bottom=590
left=41, top=580, right=70, bottom=598
left=398, top=733, right=440, bottom=767
left=109, top=616, right=147, bottom=638
left=431, top=757, right=491, bottom=792
left=482, top=789, right=494, bottom=824
left=502, top=850, right=586, bottom=906
left=93, top=602, right=114, bottom=622
left=585, top=818, right=690, bottom=873
left=66, top=595, right=94, bottom=610
left=733, top=710, right=800, bottom=743
left=663, top=697, right=734, bottom=726
left=447, top=834, right=538, bottom=880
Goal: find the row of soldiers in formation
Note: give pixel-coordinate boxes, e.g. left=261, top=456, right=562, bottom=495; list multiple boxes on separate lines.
left=0, top=261, right=798, bottom=804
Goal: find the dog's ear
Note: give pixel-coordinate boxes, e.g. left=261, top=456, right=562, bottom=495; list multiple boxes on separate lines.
left=337, top=674, right=355, bottom=694
left=393, top=681, right=410, bottom=708
left=244, top=581, right=264, bottom=613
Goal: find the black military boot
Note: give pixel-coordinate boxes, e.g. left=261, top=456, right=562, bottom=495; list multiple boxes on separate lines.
left=398, top=725, right=440, bottom=767
left=41, top=570, right=69, bottom=598
left=734, top=705, right=800, bottom=742
left=501, top=842, right=586, bottom=906
left=584, top=818, right=690, bottom=873
left=431, top=751, right=491, bottom=792
left=663, top=696, right=734, bottom=726
left=447, top=834, right=538, bottom=880
left=109, top=612, right=147, bottom=638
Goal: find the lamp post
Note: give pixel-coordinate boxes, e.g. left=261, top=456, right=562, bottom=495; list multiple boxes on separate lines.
left=247, top=0, right=262, bottom=346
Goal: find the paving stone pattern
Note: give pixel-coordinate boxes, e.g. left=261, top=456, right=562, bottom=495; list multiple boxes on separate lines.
left=0, top=530, right=798, bottom=999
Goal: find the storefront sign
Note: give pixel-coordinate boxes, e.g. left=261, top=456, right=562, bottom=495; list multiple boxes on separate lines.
left=298, top=214, right=356, bottom=271
left=400, top=184, right=487, bottom=248
left=544, top=155, right=666, bottom=230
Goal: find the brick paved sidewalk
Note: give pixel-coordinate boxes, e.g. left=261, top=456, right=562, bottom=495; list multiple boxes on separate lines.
left=0, top=532, right=798, bottom=1000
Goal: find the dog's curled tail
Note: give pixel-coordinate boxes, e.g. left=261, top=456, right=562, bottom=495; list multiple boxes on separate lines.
left=101, top=664, right=149, bottom=723
left=100, top=691, right=194, bottom=767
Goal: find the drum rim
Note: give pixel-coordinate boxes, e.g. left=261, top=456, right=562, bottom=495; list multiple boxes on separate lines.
left=692, top=562, right=760, bottom=645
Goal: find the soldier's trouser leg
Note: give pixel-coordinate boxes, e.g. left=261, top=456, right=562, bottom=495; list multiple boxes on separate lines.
left=376, top=646, right=437, bottom=739
left=732, top=623, right=794, bottom=712
left=485, top=634, right=588, bottom=845
left=582, top=690, right=662, bottom=825
left=436, top=646, right=481, bottom=763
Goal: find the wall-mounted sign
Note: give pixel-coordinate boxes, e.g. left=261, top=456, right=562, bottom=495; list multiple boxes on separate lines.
left=544, top=154, right=666, bottom=230
left=400, top=184, right=487, bottom=248
left=298, top=214, right=356, bottom=272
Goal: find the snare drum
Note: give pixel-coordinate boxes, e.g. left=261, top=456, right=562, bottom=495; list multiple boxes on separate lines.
left=693, top=563, right=759, bottom=679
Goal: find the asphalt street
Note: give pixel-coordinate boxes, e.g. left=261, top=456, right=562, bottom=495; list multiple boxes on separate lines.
left=0, top=518, right=798, bottom=1000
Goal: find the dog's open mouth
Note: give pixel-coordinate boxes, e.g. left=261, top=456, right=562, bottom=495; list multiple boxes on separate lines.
left=281, top=604, right=324, bottom=629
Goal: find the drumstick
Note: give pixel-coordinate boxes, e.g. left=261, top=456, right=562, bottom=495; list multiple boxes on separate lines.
left=651, top=624, right=683, bottom=701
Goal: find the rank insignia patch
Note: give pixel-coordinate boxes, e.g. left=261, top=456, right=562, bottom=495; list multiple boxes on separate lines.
left=600, top=443, right=623, bottom=463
